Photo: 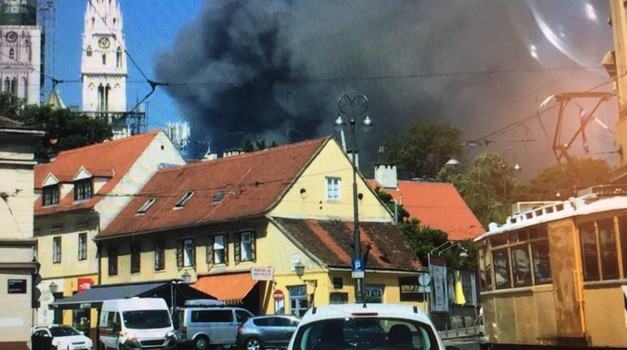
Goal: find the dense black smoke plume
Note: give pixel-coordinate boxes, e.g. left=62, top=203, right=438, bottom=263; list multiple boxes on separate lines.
left=155, top=0, right=614, bottom=178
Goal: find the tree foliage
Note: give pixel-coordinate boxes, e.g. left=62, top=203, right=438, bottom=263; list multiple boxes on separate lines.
left=380, top=119, right=463, bottom=180
left=0, top=92, right=113, bottom=160
left=440, top=151, right=520, bottom=228
left=517, top=157, right=612, bottom=201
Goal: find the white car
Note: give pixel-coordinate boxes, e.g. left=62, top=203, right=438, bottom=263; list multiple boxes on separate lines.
left=286, top=303, right=459, bottom=350
left=33, top=324, right=93, bottom=350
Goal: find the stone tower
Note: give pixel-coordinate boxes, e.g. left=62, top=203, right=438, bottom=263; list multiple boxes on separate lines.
left=0, top=0, right=41, bottom=105
left=81, top=0, right=128, bottom=138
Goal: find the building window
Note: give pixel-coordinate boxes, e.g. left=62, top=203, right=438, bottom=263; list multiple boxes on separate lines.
left=207, top=234, right=227, bottom=265
left=116, top=47, right=122, bottom=67
left=177, top=238, right=195, bottom=268
left=288, top=285, right=308, bottom=317
left=363, top=284, right=384, bottom=303
left=137, top=198, right=156, bottom=214
left=108, top=246, right=118, bottom=276
left=102, top=53, right=106, bottom=65
left=52, top=236, right=61, bottom=263
left=235, top=230, right=256, bottom=263
left=9, top=47, right=14, bottom=59
left=155, top=240, right=165, bottom=271
left=131, top=243, right=141, bottom=273
left=86, top=45, right=92, bottom=57
left=326, top=177, right=341, bottom=201
left=78, top=233, right=87, bottom=261
left=43, top=185, right=60, bottom=206
left=74, top=179, right=93, bottom=201
left=174, top=191, right=195, bottom=209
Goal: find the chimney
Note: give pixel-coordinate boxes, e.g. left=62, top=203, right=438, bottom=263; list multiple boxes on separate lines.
left=374, top=165, right=398, bottom=189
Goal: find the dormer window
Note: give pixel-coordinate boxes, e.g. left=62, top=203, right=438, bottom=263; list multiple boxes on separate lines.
left=74, top=178, right=93, bottom=201
left=137, top=198, right=156, bottom=214
left=174, top=191, right=195, bottom=209
left=42, top=185, right=59, bottom=206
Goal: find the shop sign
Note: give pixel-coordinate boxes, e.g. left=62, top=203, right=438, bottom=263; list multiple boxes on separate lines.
left=77, top=277, right=94, bottom=292
left=363, top=284, right=384, bottom=303
left=251, top=267, right=274, bottom=281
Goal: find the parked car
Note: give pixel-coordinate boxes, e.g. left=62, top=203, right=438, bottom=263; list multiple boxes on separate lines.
left=32, top=324, right=93, bottom=350
left=236, top=315, right=300, bottom=350
left=173, top=299, right=254, bottom=350
left=286, top=303, right=460, bottom=350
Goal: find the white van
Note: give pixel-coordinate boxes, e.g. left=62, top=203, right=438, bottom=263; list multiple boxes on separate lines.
left=98, top=297, right=177, bottom=350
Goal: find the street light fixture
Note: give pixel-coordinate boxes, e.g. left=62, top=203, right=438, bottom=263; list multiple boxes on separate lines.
left=335, top=94, right=373, bottom=304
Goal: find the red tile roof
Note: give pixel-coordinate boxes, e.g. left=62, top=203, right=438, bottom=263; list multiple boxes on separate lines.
left=99, top=138, right=329, bottom=238
left=193, top=273, right=258, bottom=305
left=368, top=180, right=484, bottom=240
left=34, top=130, right=162, bottom=215
left=273, top=218, right=423, bottom=271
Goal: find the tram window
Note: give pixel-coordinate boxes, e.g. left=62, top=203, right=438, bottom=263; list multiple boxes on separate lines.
left=480, top=246, right=493, bottom=290
left=619, top=217, right=627, bottom=278
left=494, top=249, right=511, bottom=289
left=580, top=223, right=600, bottom=281
left=512, top=246, right=532, bottom=287
left=598, top=219, right=619, bottom=280
left=491, top=235, right=507, bottom=247
left=528, top=226, right=539, bottom=239
left=530, top=242, right=552, bottom=284
left=508, top=232, right=519, bottom=243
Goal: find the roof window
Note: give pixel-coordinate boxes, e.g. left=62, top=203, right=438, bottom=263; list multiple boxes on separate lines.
left=213, top=190, right=226, bottom=203
left=174, top=191, right=195, bottom=209
left=137, top=198, right=156, bottom=214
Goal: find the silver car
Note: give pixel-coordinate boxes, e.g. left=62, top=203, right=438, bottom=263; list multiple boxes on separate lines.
left=236, top=315, right=300, bottom=350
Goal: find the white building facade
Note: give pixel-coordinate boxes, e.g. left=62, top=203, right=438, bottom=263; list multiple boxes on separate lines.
left=81, top=0, right=129, bottom=139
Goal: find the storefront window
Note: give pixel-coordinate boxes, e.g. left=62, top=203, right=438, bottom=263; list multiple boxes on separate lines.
left=580, top=222, right=600, bottom=281
left=288, top=285, right=308, bottom=317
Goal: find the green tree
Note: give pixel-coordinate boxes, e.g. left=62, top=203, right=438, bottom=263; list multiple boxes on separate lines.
left=6, top=101, right=113, bottom=160
left=380, top=119, right=463, bottom=180
left=517, top=157, right=612, bottom=201
left=0, top=92, right=23, bottom=119
left=442, top=152, right=521, bottom=228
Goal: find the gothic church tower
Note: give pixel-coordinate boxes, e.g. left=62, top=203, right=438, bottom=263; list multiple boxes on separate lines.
left=0, top=0, right=41, bottom=105
left=81, top=0, right=127, bottom=131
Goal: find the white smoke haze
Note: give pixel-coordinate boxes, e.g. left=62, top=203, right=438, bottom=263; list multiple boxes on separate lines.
left=155, top=0, right=614, bottom=179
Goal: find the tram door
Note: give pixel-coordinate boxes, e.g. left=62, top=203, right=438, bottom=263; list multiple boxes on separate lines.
left=547, top=220, right=585, bottom=339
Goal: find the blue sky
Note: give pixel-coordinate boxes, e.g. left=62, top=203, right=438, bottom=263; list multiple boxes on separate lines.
left=51, top=1, right=205, bottom=129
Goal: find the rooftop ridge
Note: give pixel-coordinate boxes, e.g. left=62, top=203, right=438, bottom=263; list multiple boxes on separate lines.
left=52, top=129, right=160, bottom=157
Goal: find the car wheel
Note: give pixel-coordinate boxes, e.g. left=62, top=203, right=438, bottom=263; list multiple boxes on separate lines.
left=245, top=337, right=262, bottom=350
left=193, top=335, right=211, bottom=350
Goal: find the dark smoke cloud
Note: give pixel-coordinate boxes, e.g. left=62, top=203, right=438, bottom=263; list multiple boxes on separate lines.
left=155, top=0, right=614, bottom=178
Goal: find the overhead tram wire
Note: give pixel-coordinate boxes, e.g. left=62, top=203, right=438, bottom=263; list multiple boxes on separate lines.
left=87, top=0, right=169, bottom=113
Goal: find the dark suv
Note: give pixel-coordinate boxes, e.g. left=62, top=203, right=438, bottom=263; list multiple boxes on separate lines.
left=236, top=315, right=300, bottom=350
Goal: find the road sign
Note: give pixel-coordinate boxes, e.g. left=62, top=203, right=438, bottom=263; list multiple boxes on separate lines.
left=273, top=289, right=284, bottom=302
left=351, top=258, right=365, bottom=278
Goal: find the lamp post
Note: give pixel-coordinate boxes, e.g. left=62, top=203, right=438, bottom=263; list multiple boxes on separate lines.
left=335, top=94, right=373, bottom=304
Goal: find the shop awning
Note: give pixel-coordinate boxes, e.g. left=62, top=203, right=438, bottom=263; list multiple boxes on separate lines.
left=193, top=273, right=258, bottom=305
left=49, top=280, right=214, bottom=310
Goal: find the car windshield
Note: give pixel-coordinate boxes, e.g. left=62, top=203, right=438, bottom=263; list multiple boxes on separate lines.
left=49, top=326, right=81, bottom=337
left=291, top=317, right=439, bottom=350
left=122, top=310, right=172, bottom=329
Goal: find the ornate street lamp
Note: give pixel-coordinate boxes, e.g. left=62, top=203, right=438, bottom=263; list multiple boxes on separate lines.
left=334, top=94, right=373, bottom=304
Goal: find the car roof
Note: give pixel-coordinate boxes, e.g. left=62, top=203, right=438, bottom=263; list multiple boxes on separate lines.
left=250, top=315, right=299, bottom=320
left=299, top=304, right=432, bottom=325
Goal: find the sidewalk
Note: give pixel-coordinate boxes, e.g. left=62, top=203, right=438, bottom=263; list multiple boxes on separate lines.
left=438, top=325, right=482, bottom=340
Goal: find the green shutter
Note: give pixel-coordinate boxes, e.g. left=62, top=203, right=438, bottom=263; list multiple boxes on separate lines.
left=234, top=234, right=241, bottom=264
left=176, top=240, right=183, bottom=269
